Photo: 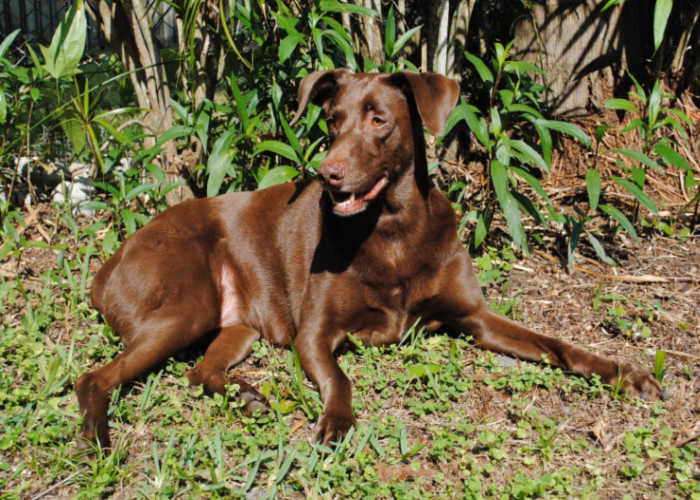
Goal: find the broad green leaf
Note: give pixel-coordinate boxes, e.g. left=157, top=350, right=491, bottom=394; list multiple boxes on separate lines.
left=60, top=116, right=86, bottom=154
left=586, top=168, right=601, bottom=212
left=320, top=1, right=379, bottom=17
left=93, top=118, right=133, bottom=147
left=537, top=119, right=591, bottom=148
left=627, top=72, right=647, bottom=105
left=312, top=27, right=324, bottom=65
left=303, top=136, right=326, bottom=163
left=601, top=0, right=624, bottom=11
left=621, top=118, right=645, bottom=134
left=604, top=98, right=637, bottom=112
left=511, top=167, right=550, bottom=202
left=279, top=33, right=304, bottom=63
left=656, top=116, right=689, bottom=142
left=450, top=103, right=490, bottom=151
left=495, top=140, right=511, bottom=167
left=41, top=0, right=86, bottom=79
left=653, top=0, right=673, bottom=52
left=126, top=183, right=157, bottom=202
left=498, top=90, right=513, bottom=108
left=491, top=161, right=525, bottom=248
left=156, top=125, right=195, bottom=146
left=474, top=212, right=488, bottom=248
left=512, top=191, right=544, bottom=224
left=503, top=60, right=545, bottom=75
left=525, top=116, right=552, bottom=166
left=254, top=140, right=300, bottom=164
left=322, top=29, right=357, bottom=70
left=464, top=51, right=494, bottom=84
left=385, top=6, right=396, bottom=56
left=655, top=143, right=691, bottom=172
left=599, top=204, right=639, bottom=241
left=666, top=108, right=693, bottom=128
left=612, top=176, right=658, bottom=213
left=506, top=103, right=543, bottom=119
left=630, top=166, right=646, bottom=188
left=80, top=200, right=110, bottom=212
left=489, top=107, right=502, bottom=136
left=120, top=209, right=137, bottom=236
left=258, top=166, right=300, bottom=190
left=586, top=231, right=617, bottom=266
left=510, top=139, right=548, bottom=172
left=279, top=112, right=301, bottom=159
left=442, top=102, right=462, bottom=137
left=206, top=129, right=238, bottom=197
left=613, top=148, right=661, bottom=172
left=0, top=29, right=20, bottom=60
left=494, top=42, right=508, bottom=70
left=0, top=91, right=6, bottom=124
left=392, top=26, right=422, bottom=57
left=169, top=98, right=191, bottom=124
left=648, top=79, right=661, bottom=127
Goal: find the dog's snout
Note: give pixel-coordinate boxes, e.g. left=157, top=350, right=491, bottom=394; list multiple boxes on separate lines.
left=319, top=161, right=345, bottom=187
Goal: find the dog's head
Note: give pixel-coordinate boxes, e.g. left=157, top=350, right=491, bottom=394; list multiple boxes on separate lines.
left=291, top=71, right=459, bottom=217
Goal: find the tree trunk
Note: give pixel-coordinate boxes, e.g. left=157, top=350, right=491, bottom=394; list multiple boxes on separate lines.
left=360, top=0, right=384, bottom=67
left=421, top=0, right=440, bottom=72
left=447, top=0, right=476, bottom=77
left=90, top=0, right=194, bottom=204
left=435, top=0, right=449, bottom=75
left=513, top=0, right=643, bottom=116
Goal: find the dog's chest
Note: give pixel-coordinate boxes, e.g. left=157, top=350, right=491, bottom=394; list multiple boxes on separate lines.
left=351, top=268, right=442, bottom=344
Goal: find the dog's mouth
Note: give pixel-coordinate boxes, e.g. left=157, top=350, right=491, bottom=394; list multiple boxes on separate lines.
left=327, top=174, right=389, bottom=217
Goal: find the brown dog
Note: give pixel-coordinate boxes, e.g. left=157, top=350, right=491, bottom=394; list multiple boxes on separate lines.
left=77, top=71, right=662, bottom=448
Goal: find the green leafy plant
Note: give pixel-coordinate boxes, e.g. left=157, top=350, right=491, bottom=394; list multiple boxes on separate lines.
left=603, top=76, right=696, bottom=224
left=444, top=42, right=590, bottom=251
left=653, top=350, right=667, bottom=383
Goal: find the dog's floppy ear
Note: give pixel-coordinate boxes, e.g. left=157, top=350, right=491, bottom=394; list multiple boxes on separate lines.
left=388, top=72, right=460, bottom=136
left=290, top=70, right=348, bottom=126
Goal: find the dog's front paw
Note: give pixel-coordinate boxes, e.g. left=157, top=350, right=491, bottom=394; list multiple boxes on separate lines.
left=314, top=412, right=356, bottom=445
left=615, top=365, right=666, bottom=400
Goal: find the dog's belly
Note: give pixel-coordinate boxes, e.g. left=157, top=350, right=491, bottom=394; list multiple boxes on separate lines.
left=219, top=264, right=241, bottom=327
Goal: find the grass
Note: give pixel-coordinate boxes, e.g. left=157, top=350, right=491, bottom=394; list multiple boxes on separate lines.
left=0, top=204, right=698, bottom=499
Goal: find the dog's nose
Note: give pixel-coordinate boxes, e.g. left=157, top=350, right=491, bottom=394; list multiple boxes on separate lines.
left=319, top=161, right=345, bottom=188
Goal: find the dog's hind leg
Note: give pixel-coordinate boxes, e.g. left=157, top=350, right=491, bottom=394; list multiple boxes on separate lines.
left=76, top=315, right=209, bottom=449
left=186, top=323, right=267, bottom=414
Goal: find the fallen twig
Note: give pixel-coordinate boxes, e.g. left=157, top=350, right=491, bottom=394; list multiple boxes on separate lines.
left=31, top=470, right=80, bottom=500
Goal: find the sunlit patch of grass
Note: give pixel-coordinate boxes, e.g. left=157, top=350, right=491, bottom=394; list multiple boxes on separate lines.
left=0, top=209, right=697, bottom=498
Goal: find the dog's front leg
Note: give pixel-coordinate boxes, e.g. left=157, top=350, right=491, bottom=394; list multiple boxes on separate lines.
left=295, top=329, right=355, bottom=445
left=453, top=308, right=663, bottom=399
left=436, top=252, right=664, bottom=399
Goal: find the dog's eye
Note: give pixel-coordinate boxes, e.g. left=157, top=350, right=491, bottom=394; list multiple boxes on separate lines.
left=371, top=116, right=385, bottom=126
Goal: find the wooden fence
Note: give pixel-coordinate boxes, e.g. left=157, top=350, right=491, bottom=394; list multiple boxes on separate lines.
left=0, top=0, right=177, bottom=49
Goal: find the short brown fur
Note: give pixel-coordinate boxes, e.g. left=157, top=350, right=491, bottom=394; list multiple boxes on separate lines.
left=77, top=71, right=662, bottom=448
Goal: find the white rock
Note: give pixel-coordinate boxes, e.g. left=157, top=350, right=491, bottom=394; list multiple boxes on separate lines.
left=52, top=178, right=96, bottom=216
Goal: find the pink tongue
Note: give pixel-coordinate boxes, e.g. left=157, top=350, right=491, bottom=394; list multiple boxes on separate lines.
left=362, top=176, right=388, bottom=201
left=333, top=176, right=388, bottom=216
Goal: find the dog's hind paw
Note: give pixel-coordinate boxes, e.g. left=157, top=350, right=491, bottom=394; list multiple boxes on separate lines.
left=617, top=366, right=665, bottom=400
